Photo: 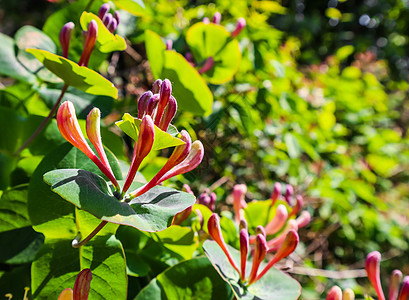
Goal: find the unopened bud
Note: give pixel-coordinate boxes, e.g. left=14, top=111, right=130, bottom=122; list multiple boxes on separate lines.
left=146, top=94, right=160, bottom=116
left=114, top=11, right=120, bottom=25
left=98, top=3, right=110, bottom=20
left=73, top=269, right=92, bottom=300
left=271, top=182, right=281, bottom=206
left=248, top=234, right=267, bottom=284
left=198, top=193, right=211, bottom=206
left=173, top=205, right=193, bottom=225
left=398, top=276, right=409, bottom=300
left=295, top=211, right=311, bottom=228
left=152, top=79, right=162, bottom=93
left=103, top=13, right=113, bottom=28
left=285, top=184, right=294, bottom=204
left=158, top=95, right=177, bottom=131
left=166, top=39, right=173, bottom=50
left=155, top=79, right=172, bottom=126
left=137, top=91, right=153, bottom=119
left=289, top=195, right=303, bottom=217
left=109, top=18, right=118, bottom=33
left=326, top=286, right=342, bottom=300
left=239, top=228, right=249, bottom=281
left=233, top=184, right=247, bottom=222
left=265, top=204, right=288, bottom=235
left=212, top=12, right=221, bottom=24
left=203, top=17, right=210, bottom=24
left=255, top=225, right=266, bottom=238
left=59, top=22, right=74, bottom=58
left=389, top=270, right=403, bottom=300
left=366, top=251, right=385, bottom=300
left=185, top=52, right=194, bottom=63
left=79, top=20, right=98, bottom=66
left=239, top=218, right=248, bottom=231
left=231, top=17, right=246, bottom=37
left=343, top=288, right=355, bottom=300
left=183, top=184, right=194, bottom=195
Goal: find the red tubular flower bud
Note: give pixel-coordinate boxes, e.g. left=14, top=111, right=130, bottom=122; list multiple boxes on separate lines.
left=203, top=17, right=210, bottom=24
left=239, top=228, right=249, bottom=281
left=98, top=3, right=110, bottom=20
left=79, top=20, right=98, bottom=67
left=326, top=286, right=342, bottom=300
left=57, top=101, right=119, bottom=190
left=137, top=91, right=153, bottom=118
left=209, top=192, right=216, bottom=211
left=231, top=17, right=246, bottom=37
left=365, top=251, right=385, bottom=300
left=233, top=184, right=247, bottom=223
left=270, top=182, right=281, bottom=206
left=267, top=220, right=298, bottom=251
left=122, top=115, right=155, bottom=195
left=73, top=269, right=92, bottom=300
left=86, top=107, right=113, bottom=174
left=152, top=79, right=162, bottom=94
left=146, top=94, right=160, bottom=116
left=255, top=225, right=266, bottom=238
left=198, top=57, right=214, bottom=74
left=212, top=12, right=221, bottom=24
left=103, top=13, right=113, bottom=28
left=265, top=204, right=288, bottom=235
left=207, top=214, right=240, bottom=274
left=343, top=288, right=355, bottom=300
left=289, top=195, right=303, bottom=217
left=158, top=95, right=177, bottom=131
left=155, top=79, right=172, bottom=126
left=285, top=184, right=294, bottom=204
left=59, top=22, right=75, bottom=58
left=198, top=193, right=211, bottom=206
left=248, top=234, right=267, bottom=284
left=390, top=270, right=403, bottom=300
left=172, top=205, right=193, bottom=225
left=295, top=211, right=311, bottom=228
left=114, top=11, right=120, bottom=25
left=109, top=18, right=118, bottom=33
left=255, top=229, right=299, bottom=282
left=398, top=276, right=409, bottom=300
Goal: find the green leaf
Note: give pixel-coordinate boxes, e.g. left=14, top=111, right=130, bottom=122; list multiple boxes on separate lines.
left=26, top=49, right=118, bottom=98
left=284, top=132, right=301, bottom=159
left=31, top=235, right=127, bottom=299
left=203, top=240, right=301, bottom=300
left=111, top=0, right=145, bottom=16
left=80, top=12, right=127, bottom=53
left=0, top=185, right=31, bottom=232
left=116, top=113, right=185, bottom=150
left=43, top=169, right=196, bottom=231
left=186, top=22, right=242, bottom=84
left=0, top=32, right=36, bottom=83
left=136, top=257, right=234, bottom=300
left=145, top=30, right=213, bottom=116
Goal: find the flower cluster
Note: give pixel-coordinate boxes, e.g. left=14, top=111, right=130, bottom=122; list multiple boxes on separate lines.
left=207, top=213, right=299, bottom=285
left=98, top=3, right=120, bottom=33
left=56, top=79, right=204, bottom=201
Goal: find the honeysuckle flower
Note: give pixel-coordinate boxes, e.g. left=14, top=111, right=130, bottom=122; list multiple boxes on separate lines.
left=248, top=234, right=267, bottom=284
left=239, top=218, right=248, bottom=231
left=343, top=288, right=355, bottom=300
left=289, top=195, right=303, bottom=217
left=58, top=269, right=92, bottom=300
left=198, top=57, right=214, bottom=74
left=166, top=39, right=173, bottom=50
left=146, top=94, right=160, bottom=116
left=59, top=22, right=74, bottom=58
left=158, top=95, right=177, bottom=131
left=198, top=192, right=211, bottom=206
left=212, top=12, right=221, bottom=24
left=285, top=184, right=294, bottom=204
left=295, top=210, right=311, bottom=228
left=183, top=184, right=194, bottom=195
left=239, top=228, right=249, bottom=281
left=398, top=276, right=409, bottom=300
left=155, top=79, right=172, bottom=126
left=390, top=270, right=403, bottom=300
left=267, top=219, right=298, bottom=251
left=137, top=91, right=153, bottom=118
left=233, top=184, right=247, bottom=223
left=109, top=18, right=118, bottom=33
left=57, top=101, right=120, bottom=191
left=255, top=229, right=299, bottom=283
left=172, top=205, right=193, bottom=225
left=78, top=20, right=98, bottom=67
left=98, top=3, right=110, bottom=19
left=270, top=182, right=281, bottom=206
left=207, top=213, right=240, bottom=274
left=264, top=204, right=288, bottom=235
left=326, top=286, right=342, bottom=300
left=103, top=13, right=113, bottom=27
left=255, top=225, right=266, bottom=238
left=231, top=17, right=246, bottom=37
left=122, top=115, right=155, bottom=195
left=203, top=17, right=210, bottom=24
left=152, top=79, right=162, bottom=93
left=366, top=251, right=385, bottom=300
left=113, top=11, right=120, bottom=25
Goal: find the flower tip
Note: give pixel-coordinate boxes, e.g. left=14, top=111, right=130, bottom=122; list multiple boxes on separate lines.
left=212, top=12, right=221, bottom=24
left=166, top=39, right=173, bottom=50
left=152, top=79, right=163, bottom=93
left=239, top=218, right=248, bottom=231
left=389, top=270, right=402, bottom=300
left=98, top=3, right=110, bottom=19
left=398, top=276, right=409, bottom=300
left=203, top=17, right=210, bottom=24
left=343, top=288, right=355, bottom=300
left=73, top=269, right=92, bottom=299
left=326, top=286, right=342, bottom=300
left=231, top=17, right=246, bottom=37
left=271, top=182, right=281, bottom=204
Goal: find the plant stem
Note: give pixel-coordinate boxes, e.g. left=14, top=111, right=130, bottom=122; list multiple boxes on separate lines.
left=15, top=84, right=69, bottom=155
left=84, top=0, right=95, bottom=12
left=72, top=220, right=108, bottom=248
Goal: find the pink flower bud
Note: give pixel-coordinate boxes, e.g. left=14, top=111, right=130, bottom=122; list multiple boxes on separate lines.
left=114, top=11, right=120, bottom=25
left=158, top=95, right=177, bottom=131
left=137, top=91, right=153, bottom=119
left=152, top=79, right=162, bottom=93
left=289, top=195, right=303, bottom=217
left=73, top=269, right=92, bottom=300
left=398, top=276, right=409, bottom=300
left=198, top=57, right=214, bottom=74
left=209, top=192, right=216, bottom=211
left=270, top=182, right=281, bottom=206
left=155, top=79, right=172, bottom=126
left=255, top=229, right=299, bottom=282
left=365, top=251, right=385, bottom=300
left=79, top=20, right=98, bottom=67
left=255, top=225, right=266, bottom=238
left=166, top=39, right=173, bottom=50
left=343, top=288, right=355, bottom=300
left=86, top=107, right=114, bottom=175
left=198, top=193, right=211, bottom=206
left=172, top=205, right=193, bottom=225
left=207, top=214, right=240, bottom=274
left=389, top=270, right=402, bottom=300
left=233, top=184, right=247, bottom=223
left=146, top=94, right=160, bottom=116
left=98, top=3, right=110, bottom=20
left=265, top=204, right=288, bottom=235
left=109, top=18, right=118, bottom=33
left=103, top=13, right=113, bottom=28
left=212, top=12, right=221, bottom=24
left=203, top=17, right=210, bottom=24
left=284, top=184, right=294, bottom=204
left=122, top=115, right=155, bottom=195
left=248, top=234, right=267, bottom=284
left=295, top=211, right=311, bottom=228
left=239, top=228, right=249, bottom=281
left=239, top=218, right=248, bottom=231
left=231, top=17, right=246, bottom=37
left=57, top=101, right=119, bottom=190
left=183, top=184, right=194, bottom=195
left=326, top=286, right=342, bottom=300
left=59, top=22, right=74, bottom=58
left=267, top=220, right=298, bottom=251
